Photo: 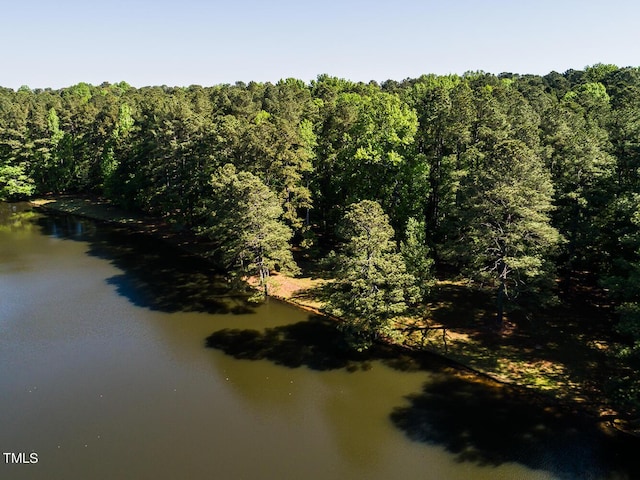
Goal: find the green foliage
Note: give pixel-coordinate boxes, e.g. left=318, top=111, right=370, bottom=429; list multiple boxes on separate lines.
left=453, top=140, right=561, bottom=323
left=326, top=200, right=418, bottom=350
left=400, top=217, right=435, bottom=300
left=47, top=107, right=64, bottom=145
left=0, top=70, right=639, bottom=379
left=200, top=164, right=299, bottom=296
left=608, top=301, right=640, bottom=414
left=584, top=63, right=619, bottom=83
left=617, top=303, right=640, bottom=350
left=103, top=103, right=135, bottom=197
left=3, top=68, right=640, bottom=416
left=541, top=91, right=615, bottom=271
left=0, top=162, right=35, bottom=200
left=313, top=88, right=418, bottom=229
left=403, top=76, right=475, bottom=250
left=217, top=80, right=317, bottom=231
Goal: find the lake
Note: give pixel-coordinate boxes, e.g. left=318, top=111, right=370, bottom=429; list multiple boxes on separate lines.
left=0, top=203, right=637, bottom=479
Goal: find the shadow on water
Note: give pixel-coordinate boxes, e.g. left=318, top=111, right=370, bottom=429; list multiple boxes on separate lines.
left=36, top=212, right=254, bottom=315
left=210, top=316, right=384, bottom=372
left=207, top=316, right=640, bottom=479
left=206, top=315, right=454, bottom=373
left=390, top=376, right=640, bottom=479
left=31, top=208, right=640, bottom=479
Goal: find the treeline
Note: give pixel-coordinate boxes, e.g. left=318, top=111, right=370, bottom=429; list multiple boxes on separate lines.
left=1, top=65, right=639, bottom=407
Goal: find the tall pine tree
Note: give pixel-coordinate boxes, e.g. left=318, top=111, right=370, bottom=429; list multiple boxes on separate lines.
left=200, top=164, right=299, bottom=296
left=454, top=140, right=561, bottom=326
left=326, top=200, right=418, bottom=350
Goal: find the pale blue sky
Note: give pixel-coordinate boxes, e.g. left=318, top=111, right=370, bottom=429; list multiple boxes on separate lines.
left=2, top=0, right=639, bottom=89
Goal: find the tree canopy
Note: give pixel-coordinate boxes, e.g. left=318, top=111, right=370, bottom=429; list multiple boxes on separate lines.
left=1, top=66, right=640, bottom=415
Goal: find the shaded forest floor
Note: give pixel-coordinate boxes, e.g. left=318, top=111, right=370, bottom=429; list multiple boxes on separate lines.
left=249, top=249, right=638, bottom=437
left=32, top=195, right=637, bottom=435
left=262, top=271, right=631, bottom=424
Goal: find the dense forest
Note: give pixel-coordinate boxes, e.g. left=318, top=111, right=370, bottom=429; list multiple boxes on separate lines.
left=1, top=64, right=639, bottom=418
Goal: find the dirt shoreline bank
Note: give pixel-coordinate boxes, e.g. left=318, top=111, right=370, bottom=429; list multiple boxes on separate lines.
left=28, top=195, right=639, bottom=437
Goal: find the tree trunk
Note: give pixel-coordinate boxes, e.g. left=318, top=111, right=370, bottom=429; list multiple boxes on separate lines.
left=496, top=262, right=507, bottom=328
left=496, top=280, right=505, bottom=328
left=260, top=264, right=269, bottom=296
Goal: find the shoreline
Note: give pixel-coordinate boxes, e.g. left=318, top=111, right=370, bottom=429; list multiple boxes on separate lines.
left=27, top=195, right=639, bottom=438
left=30, top=195, right=217, bottom=259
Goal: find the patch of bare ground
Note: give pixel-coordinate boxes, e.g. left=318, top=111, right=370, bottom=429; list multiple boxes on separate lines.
left=246, top=272, right=330, bottom=316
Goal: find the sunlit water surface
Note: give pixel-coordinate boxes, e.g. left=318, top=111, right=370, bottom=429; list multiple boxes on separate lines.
left=0, top=203, right=637, bottom=479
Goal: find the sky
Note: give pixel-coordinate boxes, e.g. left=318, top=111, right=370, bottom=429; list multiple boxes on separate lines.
left=2, top=0, right=640, bottom=89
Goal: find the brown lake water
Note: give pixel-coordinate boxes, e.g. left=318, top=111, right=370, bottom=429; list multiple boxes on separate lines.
left=0, top=203, right=638, bottom=479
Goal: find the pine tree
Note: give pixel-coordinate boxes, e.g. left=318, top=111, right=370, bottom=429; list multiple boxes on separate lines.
left=326, top=200, right=418, bottom=350
left=400, top=217, right=435, bottom=301
left=455, top=140, right=561, bottom=326
left=201, top=164, right=299, bottom=296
